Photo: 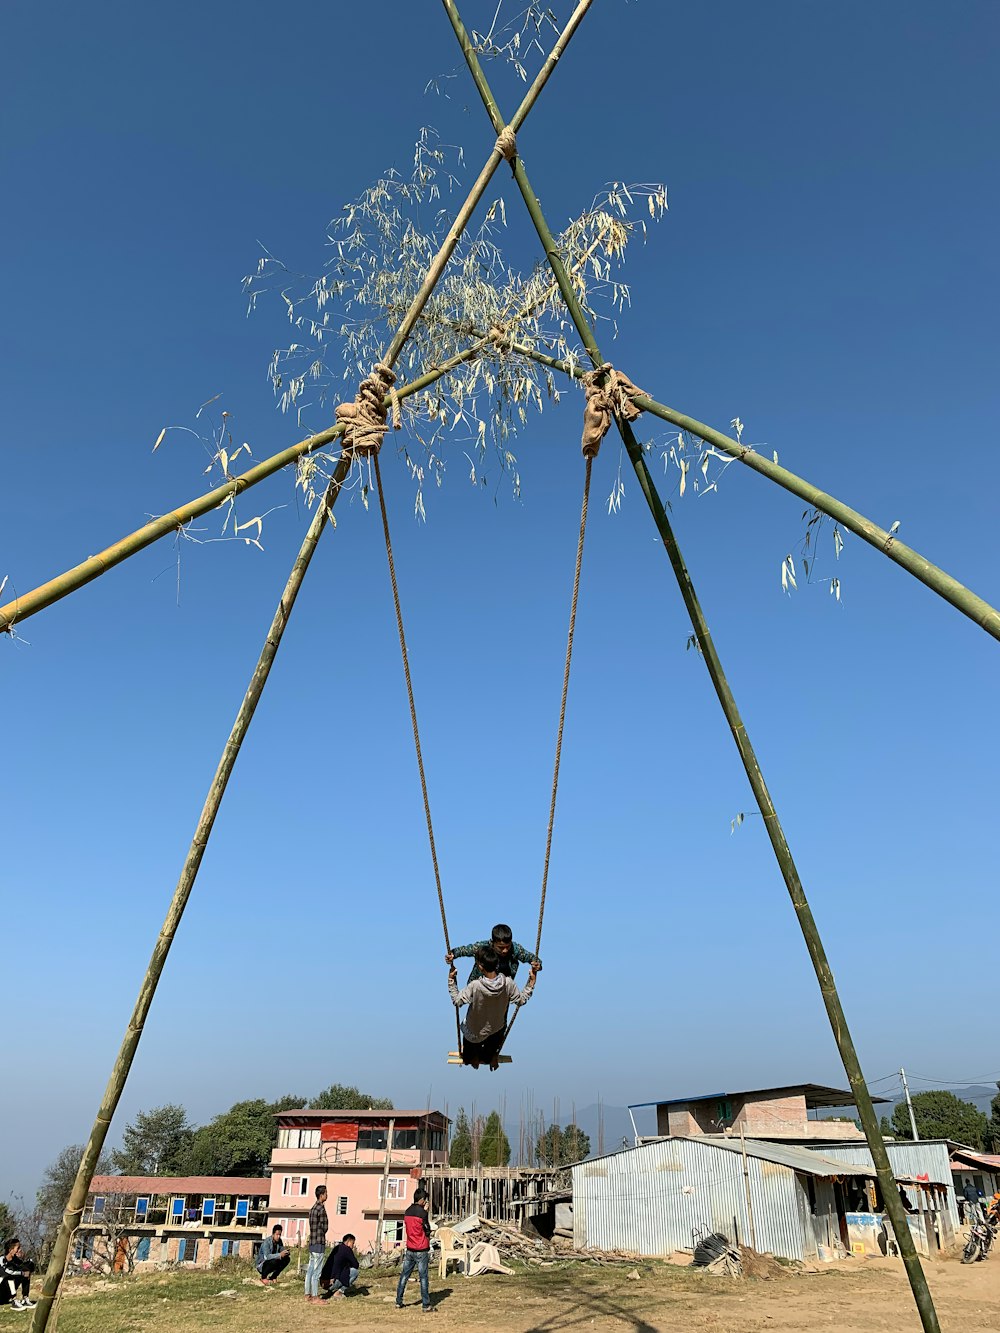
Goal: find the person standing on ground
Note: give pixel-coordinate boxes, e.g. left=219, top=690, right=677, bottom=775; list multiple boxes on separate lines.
left=396, top=1188, right=433, bottom=1313
left=962, top=1180, right=983, bottom=1223
left=305, top=1185, right=329, bottom=1303
left=256, top=1224, right=290, bottom=1284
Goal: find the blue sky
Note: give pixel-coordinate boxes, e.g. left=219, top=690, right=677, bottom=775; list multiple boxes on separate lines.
left=2, top=0, right=998, bottom=1201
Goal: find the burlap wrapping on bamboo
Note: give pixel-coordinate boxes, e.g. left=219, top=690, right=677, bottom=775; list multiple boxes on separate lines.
left=335, top=363, right=399, bottom=457
left=580, top=364, right=647, bottom=458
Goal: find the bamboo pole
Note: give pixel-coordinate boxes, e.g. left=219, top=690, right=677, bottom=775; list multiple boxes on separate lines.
left=502, top=338, right=1000, bottom=644
left=0, top=348, right=483, bottom=635
left=442, top=6, right=941, bottom=1329
left=375, top=1117, right=397, bottom=1252
left=3, top=1, right=595, bottom=640
left=29, top=10, right=593, bottom=1329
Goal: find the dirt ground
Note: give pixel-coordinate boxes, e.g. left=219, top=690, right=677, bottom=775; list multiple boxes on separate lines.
left=25, top=1253, right=1000, bottom=1333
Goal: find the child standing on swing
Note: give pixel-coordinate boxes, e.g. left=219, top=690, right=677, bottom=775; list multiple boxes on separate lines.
left=448, top=946, right=539, bottom=1070
left=446, top=922, right=542, bottom=983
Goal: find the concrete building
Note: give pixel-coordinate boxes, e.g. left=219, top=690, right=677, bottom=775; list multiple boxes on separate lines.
left=267, top=1107, right=449, bottom=1252
left=78, top=1175, right=270, bottom=1270
left=571, top=1136, right=876, bottom=1262
left=629, top=1083, right=889, bottom=1143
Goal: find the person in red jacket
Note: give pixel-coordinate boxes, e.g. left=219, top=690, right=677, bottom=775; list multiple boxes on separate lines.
left=395, top=1188, right=433, bottom=1312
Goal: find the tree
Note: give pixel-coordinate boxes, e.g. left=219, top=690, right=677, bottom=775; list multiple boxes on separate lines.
left=112, top=1104, right=193, bottom=1175
left=987, top=1082, right=1000, bottom=1153
left=449, top=1108, right=473, bottom=1168
left=479, top=1111, right=510, bottom=1167
left=180, top=1096, right=301, bottom=1176
left=536, top=1124, right=591, bottom=1166
left=889, top=1091, right=988, bottom=1148
left=37, top=1145, right=111, bottom=1246
left=0, top=1200, right=16, bottom=1243
left=310, top=1084, right=393, bottom=1111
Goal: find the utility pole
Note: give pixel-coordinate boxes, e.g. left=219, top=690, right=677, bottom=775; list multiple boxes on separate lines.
left=901, top=1068, right=920, bottom=1141
left=739, top=1122, right=758, bottom=1250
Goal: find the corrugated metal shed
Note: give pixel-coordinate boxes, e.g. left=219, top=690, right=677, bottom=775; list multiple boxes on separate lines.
left=803, top=1140, right=959, bottom=1228
left=571, top=1136, right=872, bottom=1262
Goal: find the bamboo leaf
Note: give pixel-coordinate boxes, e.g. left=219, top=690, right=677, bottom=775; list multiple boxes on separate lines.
left=152, top=428, right=167, bottom=452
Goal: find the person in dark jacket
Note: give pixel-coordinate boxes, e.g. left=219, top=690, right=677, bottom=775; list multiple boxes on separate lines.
left=0, top=1239, right=36, bottom=1310
left=447, top=922, right=541, bottom=983
left=256, top=1224, right=290, bottom=1284
left=395, top=1189, right=433, bottom=1312
left=320, top=1234, right=359, bottom=1298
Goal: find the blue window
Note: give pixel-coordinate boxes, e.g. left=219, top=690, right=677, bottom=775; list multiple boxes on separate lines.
left=235, top=1199, right=249, bottom=1220
left=202, top=1198, right=215, bottom=1220
left=92, top=1196, right=105, bottom=1215
left=74, top=1236, right=95, bottom=1261
left=220, top=1240, right=240, bottom=1257
left=171, top=1198, right=184, bottom=1219
left=135, top=1197, right=149, bottom=1219
left=135, top=1238, right=151, bottom=1262
left=177, top=1238, right=198, bottom=1263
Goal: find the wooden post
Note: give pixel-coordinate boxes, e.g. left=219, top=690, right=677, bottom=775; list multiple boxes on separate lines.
left=374, top=1118, right=397, bottom=1254
left=739, top=1122, right=757, bottom=1250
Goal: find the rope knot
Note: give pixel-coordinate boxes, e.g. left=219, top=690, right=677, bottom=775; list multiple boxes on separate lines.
left=495, top=124, right=517, bottom=165
left=335, top=362, right=397, bottom=458
left=579, top=363, right=647, bottom=459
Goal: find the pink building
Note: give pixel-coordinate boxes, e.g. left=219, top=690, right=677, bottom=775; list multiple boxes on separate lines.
left=268, top=1108, right=449, bottom=1253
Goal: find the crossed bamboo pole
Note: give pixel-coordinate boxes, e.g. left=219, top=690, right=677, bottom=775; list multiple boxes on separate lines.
left=5, top=356, right=999, bottom=651
left=27, top=8, right=594, bottom=1331
left=442, top=2, right=941, bottom=1330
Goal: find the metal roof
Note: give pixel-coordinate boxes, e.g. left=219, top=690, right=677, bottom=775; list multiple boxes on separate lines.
left=628, top=1083, right=889, bottom=1111
left=951, top=1150, right=1000, bottom=1171
left=89, top=1175, right=270, bottom=1195
left=273, top=1108, right=447, bottom=1120
left=698, top=1136, right=877, bottom=1178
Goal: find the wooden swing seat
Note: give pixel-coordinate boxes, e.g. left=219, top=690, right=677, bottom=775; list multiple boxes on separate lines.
left=447, top=1051, right=512, bottom=1065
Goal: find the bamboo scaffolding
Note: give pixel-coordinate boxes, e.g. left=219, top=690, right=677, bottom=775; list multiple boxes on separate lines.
left=28, top=11, right=594, bottom=1330
left=442, top=4, right=941, bottom=1330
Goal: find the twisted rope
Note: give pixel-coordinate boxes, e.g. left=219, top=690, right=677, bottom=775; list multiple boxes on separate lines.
left=498, top=453, right=594, bottom=1059
left=495, top=124, right=517, bottom=162
left=372, top=453, right=462, bottom=1053
left=580, top=363, right=647, bottom=458
left=335, top=363, right=397, bottom=457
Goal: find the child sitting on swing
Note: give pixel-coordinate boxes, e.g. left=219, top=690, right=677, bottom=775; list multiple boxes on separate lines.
left=446, top=922, right=542, bottom=983
left=448, top=946, right=539, bottom=1070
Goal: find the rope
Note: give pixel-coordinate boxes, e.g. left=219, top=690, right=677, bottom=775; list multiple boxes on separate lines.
left=495, top=125, right=517, bottom=164
left=372, top=453, right=462, bottom=1053
left=335, top=363, right=396, bottom=457
left=580, top=363, right=647, bottom=458
left=497, top=453, right=594, bottom=1058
